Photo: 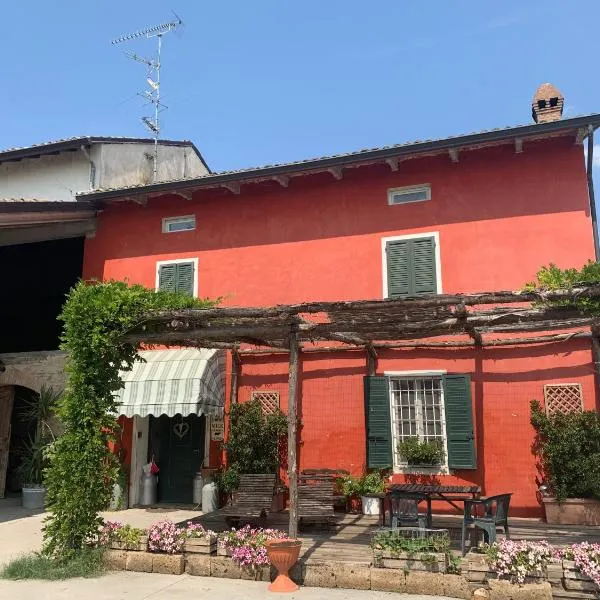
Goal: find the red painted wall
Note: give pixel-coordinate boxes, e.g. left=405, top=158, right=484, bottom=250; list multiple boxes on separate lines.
left=84, top=135, right=597, bottom=516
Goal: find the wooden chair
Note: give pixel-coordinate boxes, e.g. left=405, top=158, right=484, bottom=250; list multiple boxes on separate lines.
left=389, top=493, right=427, bottom=529
left=219, top=474, right=276, bottom=526
left=298, top=473, right=337, bottom=527
left=461, top=493, right=512, bottom=555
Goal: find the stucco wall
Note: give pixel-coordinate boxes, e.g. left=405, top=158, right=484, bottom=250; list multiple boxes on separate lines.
left=0, top=351, right=67, bottom=393
left=0, top=152, right=90, bottom=201
left=93, top=143, right=208, bottom=189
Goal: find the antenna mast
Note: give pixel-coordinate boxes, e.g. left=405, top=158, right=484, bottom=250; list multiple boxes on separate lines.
left=112, top=15, right=182, bottom=182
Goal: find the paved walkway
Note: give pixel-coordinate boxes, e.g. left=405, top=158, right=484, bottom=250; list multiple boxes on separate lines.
left=0, top=572, right=455, bottom=600
left=0, top=498, right=200, bottom=566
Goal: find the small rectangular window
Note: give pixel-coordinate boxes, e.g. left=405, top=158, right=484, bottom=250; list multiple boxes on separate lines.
left=388, top=185, right=431, bottom=206
left=162, top=215, right=196, bottom=233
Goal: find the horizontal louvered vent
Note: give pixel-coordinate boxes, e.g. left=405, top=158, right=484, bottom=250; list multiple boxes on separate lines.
left=388, top=185, right=431, bottom=206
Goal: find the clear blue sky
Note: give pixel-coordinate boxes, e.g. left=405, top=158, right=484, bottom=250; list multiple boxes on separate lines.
left=1, top=0, right=600, bottom=173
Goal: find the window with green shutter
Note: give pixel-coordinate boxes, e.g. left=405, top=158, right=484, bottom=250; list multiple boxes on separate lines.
left=443, top=374, right=476, bottom=470
left=367, top=373, right=476, bottom=472
left=157, top=261, right=196, bottom=296
left=385, top=236, right=437, bottom=298
left=364, top=376, right=393, bottom=468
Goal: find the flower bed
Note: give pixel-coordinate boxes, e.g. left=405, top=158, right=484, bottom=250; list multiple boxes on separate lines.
left=484, top=539, right=599, bottom=592
left=218, top=525, right=287, bottom=570
left=182, top=523, right=217, bottom=555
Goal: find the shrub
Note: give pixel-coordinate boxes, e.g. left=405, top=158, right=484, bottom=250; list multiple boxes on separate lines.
left=371, top=530, right=451, bottom=557
left=530, top=400, right=600, bottom=501
left=97, top=521, right=145, bottom=549
left=397, top=437, right=445, bottom=466
left=225, top=399, right=287, bottom=475
left=213, top=467, right=240, bottom=494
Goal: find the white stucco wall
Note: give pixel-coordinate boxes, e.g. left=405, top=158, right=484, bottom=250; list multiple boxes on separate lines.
left=0, top=151, right=90, bottom=201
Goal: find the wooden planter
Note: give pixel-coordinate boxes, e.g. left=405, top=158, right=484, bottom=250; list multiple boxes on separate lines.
left=217, top=544, right=232, bottom=557
left=373, top=550, right=448, bottom=573
left=109, top=535, right=148, bottom=552
left=184, top=536, right=217, bottom=555
left=543, top=497, right=600, bottom=526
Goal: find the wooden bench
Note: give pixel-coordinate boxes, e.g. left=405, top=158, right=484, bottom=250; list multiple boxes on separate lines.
left=219, top=473, right=276, bottom=526
left=298, top=472, right=339, bottom=528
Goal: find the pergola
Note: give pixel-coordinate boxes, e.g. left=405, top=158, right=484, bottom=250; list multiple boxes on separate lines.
left=122, top=285, right=600, bottom=537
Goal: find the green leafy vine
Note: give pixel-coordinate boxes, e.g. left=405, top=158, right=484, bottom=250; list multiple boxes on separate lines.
left=43, top=280, right=214, bottom=558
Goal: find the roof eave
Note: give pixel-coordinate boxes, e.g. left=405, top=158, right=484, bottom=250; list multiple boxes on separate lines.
left=78, top=114, right=600, bottom=203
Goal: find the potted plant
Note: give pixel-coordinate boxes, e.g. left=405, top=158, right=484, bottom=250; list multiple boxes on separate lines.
left=531, top=400, right=600, bottom=525
left=397, top=437, right=445, bottom=467
left=342, top=470, right=386, bottom=515
left=18, top=386, right=61, bottom=509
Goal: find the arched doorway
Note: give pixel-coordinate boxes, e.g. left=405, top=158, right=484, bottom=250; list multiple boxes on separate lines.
left=0, top=385, right=37, bottom=498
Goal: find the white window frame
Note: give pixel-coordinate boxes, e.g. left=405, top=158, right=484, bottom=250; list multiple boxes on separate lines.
left=381, top=231, right=442, bottom=299
left=387, top=184, right=431, bottom=206
left=155, top=258, right=199, bottom=298
left=162, top=215, right=196, bottom=233
left=385, top=370, right=449, bottom=474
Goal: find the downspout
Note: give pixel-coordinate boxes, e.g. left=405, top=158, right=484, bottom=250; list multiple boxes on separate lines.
left=586, top=125, right=599, bottom=260
left=80, top=145, right=96, bottom=190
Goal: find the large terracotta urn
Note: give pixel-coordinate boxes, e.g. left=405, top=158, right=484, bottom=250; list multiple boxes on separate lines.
left=265, top=538, right=302, bottom=593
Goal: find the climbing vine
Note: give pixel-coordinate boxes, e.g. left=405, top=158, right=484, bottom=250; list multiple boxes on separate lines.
left=43, top=280, right=214, bottom=558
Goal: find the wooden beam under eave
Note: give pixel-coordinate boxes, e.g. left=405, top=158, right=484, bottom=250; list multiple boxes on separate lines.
left=514, top=138, right=523, bottom=154
left=386, top=157, right=400, bottom=172
left=366, top=344, right=377, bottom=376
left=173, top=190, right=193, bottom=201
left=448, top=149, right=460, bottom=163
left=273, top=175, right=290, bottom=188
left=328, top=167, right=343, bottom=180
left=222, top=182, right=241, bottom=195
left=131, top=196, right=148, bottom=206
left=287, top=332, right=300, bottom=539
left=576, top=128, right=588, bottom=145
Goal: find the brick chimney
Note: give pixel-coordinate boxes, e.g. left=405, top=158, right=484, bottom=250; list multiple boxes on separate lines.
left=532, top=83, right=564, bottom=123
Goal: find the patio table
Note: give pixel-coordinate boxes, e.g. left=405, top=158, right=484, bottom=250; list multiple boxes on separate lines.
left=385, top=483, right=481, bottom=529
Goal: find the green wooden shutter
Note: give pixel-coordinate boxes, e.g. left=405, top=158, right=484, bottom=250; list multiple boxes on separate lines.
left=386, top=240, right=410, bottom=298
left=411, top=237, right=437, bottom=294
left=158, top=264, right=177, bottom=292
left=176, top=262, right=195, bottom=296
left=443, top=374, right=476, bottom=470
left=386, top=237, right=437, bottom=298
left=364, top=376, right=393, bottom=468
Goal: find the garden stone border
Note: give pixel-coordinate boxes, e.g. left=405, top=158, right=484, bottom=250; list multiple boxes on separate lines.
left=102, top=549, right=598, bottom=599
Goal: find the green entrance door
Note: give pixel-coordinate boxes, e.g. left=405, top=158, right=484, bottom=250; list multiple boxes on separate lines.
left=153, top=414, right=205, bottom=504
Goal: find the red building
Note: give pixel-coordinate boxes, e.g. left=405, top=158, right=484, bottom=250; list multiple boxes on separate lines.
left=81, top=85, right=600, bottom=516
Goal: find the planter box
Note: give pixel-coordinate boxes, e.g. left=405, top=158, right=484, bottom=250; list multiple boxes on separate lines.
left=184, top=536, right=217, bottom=555
left=109, top=536, right=148, bottom=552
left=217, top=545, right=232, bottom=557
left=374, top=550, right=448, bottom=573
left=543, top=497, right=600, bottom=526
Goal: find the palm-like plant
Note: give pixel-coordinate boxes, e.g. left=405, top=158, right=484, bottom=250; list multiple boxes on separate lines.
left=18, top=386, right=61, bottom=487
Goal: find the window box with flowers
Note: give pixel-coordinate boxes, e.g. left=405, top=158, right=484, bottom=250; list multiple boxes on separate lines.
left=99, top=521, right=148, bottom=551
left=217, top=526, right=287, bottom=568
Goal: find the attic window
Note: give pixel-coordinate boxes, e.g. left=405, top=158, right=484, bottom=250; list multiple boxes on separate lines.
left=387, top=185, right=431, bottom=206
left=162, top=215, right=196, bottom=233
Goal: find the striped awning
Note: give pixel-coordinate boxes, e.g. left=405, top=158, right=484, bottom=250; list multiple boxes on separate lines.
left=115, top=348, right=225, bottom=418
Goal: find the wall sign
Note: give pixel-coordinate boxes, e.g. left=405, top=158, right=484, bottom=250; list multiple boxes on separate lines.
left=210, top=419, right=224, bottom=442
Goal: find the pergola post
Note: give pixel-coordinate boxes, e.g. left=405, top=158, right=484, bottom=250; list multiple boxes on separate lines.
left=287, top=331, right=300, bottom=539
left=230, top=348, right=240, bottom=405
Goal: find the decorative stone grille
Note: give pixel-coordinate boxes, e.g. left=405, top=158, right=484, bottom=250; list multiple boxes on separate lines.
left=251, top=391, right=280, bottom=415
left=543, top=383, right=583, bottom=415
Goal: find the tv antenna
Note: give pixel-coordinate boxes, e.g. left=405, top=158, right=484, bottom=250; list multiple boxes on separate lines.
left=112, top=14, right=183, bottom=182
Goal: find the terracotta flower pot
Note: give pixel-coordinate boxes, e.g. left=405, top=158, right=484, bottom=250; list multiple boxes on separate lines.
left=265, top=538, right=302, bottom=593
